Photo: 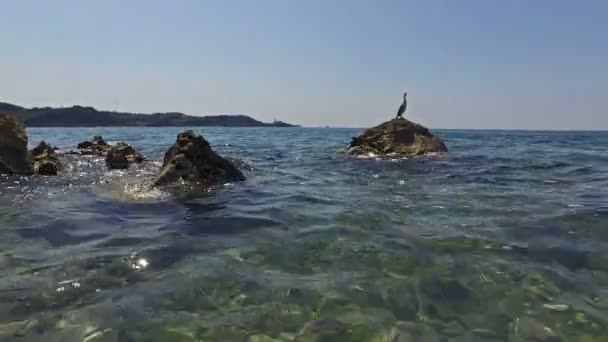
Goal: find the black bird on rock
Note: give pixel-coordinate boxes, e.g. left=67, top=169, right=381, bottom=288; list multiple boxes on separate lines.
left=395, top=92, right=407, bottom=119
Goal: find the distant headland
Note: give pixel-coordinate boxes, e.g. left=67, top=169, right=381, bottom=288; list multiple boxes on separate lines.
left=0, top=101, right=297, bottom=128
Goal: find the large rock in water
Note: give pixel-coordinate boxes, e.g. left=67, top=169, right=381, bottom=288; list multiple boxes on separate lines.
left=106, top=142, right=145, bottom=169
left=30, top=141, right=62, bottom=175
left=348, top=118, right=447, bottom=157
left=77, top=135, right=110, bottom=156
left=154, top=130, right=245, bottom=188
left=0, top=113, right=33, bottom=175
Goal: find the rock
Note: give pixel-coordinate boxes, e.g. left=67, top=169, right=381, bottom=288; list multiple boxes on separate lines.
left=0, top=320, right=31, bottom=338
left=514, top=317, right=561, bottom=341
left=30, top=141, right=62, bottom=175
left=153, top=130, right=245, bottom=188
left=369, top=327, right=403, bottom=342
left=0, top=112, right=33, bottom=175
left=543, top=304, right=569, bottom=312
left=382, top=284, right=419, bottom=321
left=295, top=319, right=348, bottom=341
left=471, top=328, right=499, bottom=338
left=418, top=275, right=472, bottom=302
left=442, top=320, right=465, bottom=336
left=78, top=135, right=107, bottom=149
left=82, top=328, right=116, bottom=342
left=393, top=321, right=444, bottom=342
left=248, top=335, right=283, bottom=342
left=105, top=142, right=144, bottom=169
left=348, top=118, right=447, bottom=157
left=77, top=135, right=110, bottom=156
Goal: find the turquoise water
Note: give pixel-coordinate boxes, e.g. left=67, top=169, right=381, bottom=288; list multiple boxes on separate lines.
left=1, top=127, right=608, bottom=341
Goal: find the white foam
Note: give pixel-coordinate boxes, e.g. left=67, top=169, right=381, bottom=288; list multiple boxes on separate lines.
left=121, top=182, right=169, bottom=201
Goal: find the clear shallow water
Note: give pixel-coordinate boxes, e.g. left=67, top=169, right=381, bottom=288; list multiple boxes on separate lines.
left=1, top=127, right=608, bottom=341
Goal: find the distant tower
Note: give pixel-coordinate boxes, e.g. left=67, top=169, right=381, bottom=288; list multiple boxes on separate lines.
left=395, top=92, right=407, bottom=119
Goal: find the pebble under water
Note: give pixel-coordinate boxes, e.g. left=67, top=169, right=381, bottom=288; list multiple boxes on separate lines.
left=1, top=127, right=608, bottom=341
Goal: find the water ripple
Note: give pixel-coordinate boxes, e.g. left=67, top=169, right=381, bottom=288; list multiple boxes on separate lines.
left=0, top=127, right=606, bottom=340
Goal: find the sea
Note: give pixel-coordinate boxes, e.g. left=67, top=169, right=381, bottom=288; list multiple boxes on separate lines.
left=1, top=127, right=607, bottom=341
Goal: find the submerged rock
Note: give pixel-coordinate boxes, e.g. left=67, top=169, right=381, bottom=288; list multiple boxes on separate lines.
left=513, top=317, right=561, bottom=341
left=105, top=142, right=144, bottom=169
left=419, top=275, right=471, bottom=302
left=77, top=135, right=110, bottom=156
left=296, top=319, right=348, bottom=341
left=0, top=112, right=33, bottom=175
left=348, top=118, right=447, bottom=157
left=153, top=130, right=245, bottom=188
left=30, top=141, right=62, bottom=175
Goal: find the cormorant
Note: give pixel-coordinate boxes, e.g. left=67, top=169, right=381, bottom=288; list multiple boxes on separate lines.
left=395, top=92, right=407, bottom=119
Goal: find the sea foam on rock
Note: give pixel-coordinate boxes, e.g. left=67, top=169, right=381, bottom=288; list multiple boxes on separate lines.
left=348, top=118, right=447, bottom=157
left=153, top=130, right=245, bottom=189
left=0, top=112, right=33, bottom=175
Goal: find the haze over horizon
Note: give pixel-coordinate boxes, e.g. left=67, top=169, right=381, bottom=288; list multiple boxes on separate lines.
left=1, top=0, right=607, bottom=130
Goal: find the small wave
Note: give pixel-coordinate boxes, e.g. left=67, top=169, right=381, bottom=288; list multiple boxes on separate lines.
left=352, top=152, right=446, bottom=161
left=122, top=182, right=169, bottom=201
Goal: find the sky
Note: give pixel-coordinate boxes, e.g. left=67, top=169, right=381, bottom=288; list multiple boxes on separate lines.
left=1, top=0, right=607, bottom=129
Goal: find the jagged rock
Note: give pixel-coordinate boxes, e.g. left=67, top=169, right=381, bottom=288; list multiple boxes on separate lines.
left=153, top=130, right=245, bottom=188
left=105, top=142, right=144, bottom=169
left=348, top=118, right=447, bottom=157
left=0, top=113, right=33, bottom=175
left=77, top=135, right=110, bottom=156
left=30, top=141, right=62, bottom=175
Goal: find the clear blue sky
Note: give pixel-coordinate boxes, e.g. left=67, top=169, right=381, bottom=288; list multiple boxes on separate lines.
left=1, top=0, right=607, bottom=129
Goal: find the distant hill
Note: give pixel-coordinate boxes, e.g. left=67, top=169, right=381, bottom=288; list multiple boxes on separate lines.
left=0, top=102, right=25, bottom=113
left=0, top=101, right=297, bottom=127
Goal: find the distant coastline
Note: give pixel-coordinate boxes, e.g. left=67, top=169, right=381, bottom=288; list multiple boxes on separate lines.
left=0, top=101, right=298, bottom=128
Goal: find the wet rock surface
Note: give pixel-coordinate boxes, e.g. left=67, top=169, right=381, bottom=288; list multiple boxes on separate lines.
left=77, top=135, right=110, bottom=156
left=105, top=142, right=145, bottom=170
left=30, top=141, right=62, bottom=175
left=0, top=112, right=33, bottom=175
left=153, top=130, right=245, bottom=188
left=348, top=118, right=447, bottom=157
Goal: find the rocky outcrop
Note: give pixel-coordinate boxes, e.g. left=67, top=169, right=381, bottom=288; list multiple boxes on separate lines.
left=0, top=113, right=33, bottom=175
left=106, top=142, right=145, bottom=169
left=77, top=135, right=110, bottom=156
left=154, top=130, right=245, bottom=188
left=348, top=118, right=447, bottom=157
left=30, top=141, right=62, bottom=175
